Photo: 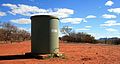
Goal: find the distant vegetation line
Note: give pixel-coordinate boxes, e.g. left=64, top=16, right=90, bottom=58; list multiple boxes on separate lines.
left=60, top=32, right=120, bottom=45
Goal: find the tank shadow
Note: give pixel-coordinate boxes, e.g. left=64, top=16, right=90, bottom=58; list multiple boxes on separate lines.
left=0, top=53, right=35, bottom=60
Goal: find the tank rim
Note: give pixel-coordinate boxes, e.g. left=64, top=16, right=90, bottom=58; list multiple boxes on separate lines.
left=30, top=15, right=59, bottom=19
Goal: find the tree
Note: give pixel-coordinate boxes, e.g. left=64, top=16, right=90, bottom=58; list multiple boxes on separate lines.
left=60, top=26, right=72, bottom=35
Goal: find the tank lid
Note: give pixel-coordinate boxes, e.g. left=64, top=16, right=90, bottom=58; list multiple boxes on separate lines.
left=30, top=15, right=59, bottom=20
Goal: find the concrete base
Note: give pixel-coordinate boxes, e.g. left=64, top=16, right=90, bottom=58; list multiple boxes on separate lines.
left=25, top=52, right=64, bottom=59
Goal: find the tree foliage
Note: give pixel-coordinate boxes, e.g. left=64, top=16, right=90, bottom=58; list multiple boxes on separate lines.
left=60, top=26, right=72, bottom=35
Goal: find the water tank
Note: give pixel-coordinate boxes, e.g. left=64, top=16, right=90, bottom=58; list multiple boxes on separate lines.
left=31, top=15, right=59, bottom=54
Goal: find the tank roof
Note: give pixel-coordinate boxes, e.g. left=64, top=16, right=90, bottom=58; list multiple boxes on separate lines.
left=30, top=15, right=59, bottom=19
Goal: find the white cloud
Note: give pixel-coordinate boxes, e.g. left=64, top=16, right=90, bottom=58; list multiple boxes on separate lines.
left=105, top=28, right=118, bottom=32
left=85, top=26, right=92, bottom=28
left=32, top=8, right=74, bottom=18
left=105, top=0, right=114, bottom=6
left=82, top=19, right=88, bottom=22
left=76, top=28, right=90, bottom=31
left=88, top=32, right=120, bottom=39
left=100, top=20, right=120, bottom=26
left=108, top=8, right=120, bottom=14
left=86, top=15, right=96, bottom=18
left=75, top=25, right=91, bottom=31
left=6, top=4, right=47, bottom=16
left=60, top=18, right=83, bottom=24
left=18, top=27, right=31, bottom=32
left=0, top=11, right=6, bottom=16
left=2, top=3, right=74, bottom=18
left=18, top=27, right=27, bottom=30
left=2, top=3, right=17, bottom=9
left=102, top=14, right=116, bottom=19
left=104, top=20, right=116, bottom=24
left=10, top=18, right=31, bottom=24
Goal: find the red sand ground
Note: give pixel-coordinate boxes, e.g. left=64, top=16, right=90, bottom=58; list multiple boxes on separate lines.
left=0, top=41, right=120, bottom=64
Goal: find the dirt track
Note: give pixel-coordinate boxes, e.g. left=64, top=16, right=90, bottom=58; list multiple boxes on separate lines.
left=0, top=41, right=120, bottom=64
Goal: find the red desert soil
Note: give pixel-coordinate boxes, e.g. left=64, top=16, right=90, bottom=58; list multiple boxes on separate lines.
left=0, top=41, right=120, bottom=64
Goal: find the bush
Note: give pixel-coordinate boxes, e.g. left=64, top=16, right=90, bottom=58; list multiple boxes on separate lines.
left=0, top=22, right=31, bottom=43
left=61, top=32, right=96, bottom=43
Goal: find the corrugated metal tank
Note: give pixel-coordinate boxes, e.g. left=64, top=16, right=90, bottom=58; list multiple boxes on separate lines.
left=31, top=15, right=59, bottom=54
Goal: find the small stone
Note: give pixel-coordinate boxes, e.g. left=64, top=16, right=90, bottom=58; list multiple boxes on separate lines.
left=96, top=53, right=98, bottom=54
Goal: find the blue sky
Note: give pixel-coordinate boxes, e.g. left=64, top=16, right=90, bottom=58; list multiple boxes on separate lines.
left=0, top=0, right=120, bottom=39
